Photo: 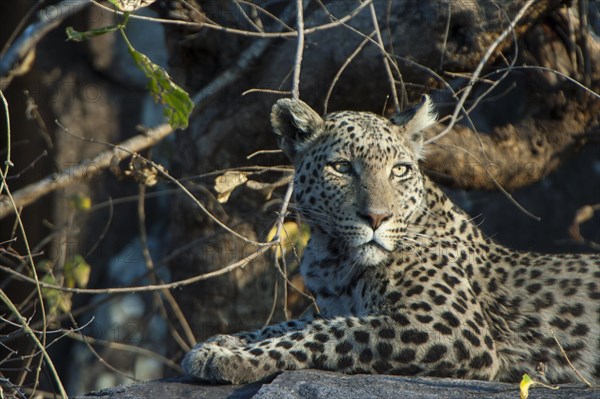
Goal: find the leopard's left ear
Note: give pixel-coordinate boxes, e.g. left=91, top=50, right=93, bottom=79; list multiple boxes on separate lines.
left=390, top=95, right=437, bottom=160
left=271, top=98, right=325, bottom=162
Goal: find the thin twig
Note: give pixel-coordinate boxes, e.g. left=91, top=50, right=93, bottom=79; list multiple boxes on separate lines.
left=0, top=123, right=174, bottom=220
left=237, top=0, right=295, bottom=32
left=5, top=151, right=48, bottom=180
left=92, top=0, right=372, bottom=39
left=0, top=0, right=91, bottom=85
left=291, top=0, right=304, bottom=100
left=440, top=3, right=521, bottom=182
left=490, top=65, right=599, bottom=99
left=565, top=5, right=579, bottom=80
left=271, top=241, right=317, bottom=305
left=0, top=89, right=12, bottom=193
left=324, top=32, right=375, bottom=114
left=384, top=0, right=407, bottom=109
left=369, top=2, right=400, bottom=113
left=265, top=181, right=295, bottom=325
left=0, top=245, right=272, bottom=294
left=138, top=183, right=195, bottom=350
left=242, top=88, right=290, bottom=96
left=394, top=54, right=475, bottom=131
left=191, top=37, right=272, bottom=111
left=0, top=2, right=41, bottom=59
left=578, top=0, right=591, bottom=87
left=426, top=0, right=537, bottom=144
left=439, top=1, right=452, bottom=70
left=281, top=245, right=289, bottom=320
left=83, top=198, right=114, bottom=258
left=55, top=122, right=264, bottom=247
left=550, top=329, right=593, bottom=387
left=233, top=0, right=264, bottom=32
left=314, top=0, right=404, bottom=93
left=24, top=89, right=53, bottom=149
left=0, top=88, right=49, bottom=395
left=463, top=3, right=519, bottom=118
left=0, top=34, right=273, bottom=221
left=271, top=183, right=295, bottom=258
left=264, top=274, right=279, bottom=326
left=428, top=140, right=540, bottom=221
left=0, top=291, right=66, bottom=399
left=67, top=314, right=140, bottom=383
left=246, top=149, right=284, bottom=159
left=66, top=331, right=182, bottom=373
left=182, top=165, right=293, bottom=181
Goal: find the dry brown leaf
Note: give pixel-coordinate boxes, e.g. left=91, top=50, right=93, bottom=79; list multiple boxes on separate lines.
left=122, top=156, right=165, bottom=186
left=214, top=171, right=249, bottom=203
left=110, top=0, right=157, bottom=12
left=569, top=205, right=595, bottom=241
left=568, top=204, right=600, bottom=250
left=246, top=174, right=293, bottom=200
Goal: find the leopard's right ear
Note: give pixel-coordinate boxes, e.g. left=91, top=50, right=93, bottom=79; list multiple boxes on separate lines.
left=271, top=98, right=325, bottom=161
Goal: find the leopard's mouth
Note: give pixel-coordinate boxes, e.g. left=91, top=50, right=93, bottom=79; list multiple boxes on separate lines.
left=364, top=240, right=387, bottom=250
left=368, top=236, right=395, bottom=252
left=343, top=228, right=395, bottom=253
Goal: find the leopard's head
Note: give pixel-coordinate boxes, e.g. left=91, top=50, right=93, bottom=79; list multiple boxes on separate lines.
left=271, top=96, right=436, bottom=266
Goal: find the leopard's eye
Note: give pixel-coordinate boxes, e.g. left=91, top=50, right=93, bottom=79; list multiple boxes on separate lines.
left=329, top=161, right=353, bottom=174
left=391, top=164, right=411, bottom=178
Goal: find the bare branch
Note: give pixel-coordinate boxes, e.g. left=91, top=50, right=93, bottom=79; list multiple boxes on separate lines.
left=550, top=329, right=593, bottom=387
left=138, top=183, right=195, bottom=350
left=0, top=35, right=272, bottom=221
left=0, top=245, right=272, bottom=295
left=324, top=32, right=375, bottom=114
left=55, top=125, right=265, bottom=246
left=0, top=0, right=91, bottom=87
left=426, top=0, right=538, bottom=144
left=0, top=90, right=49, bottom=396
left=0, top=123, right=174, bottom=220
left=0, top=291, right=66, bottom=399
left=291, top=0, right=305, bottom=100
left=93, top=0, right=373, bottom=39
left=423, top=105, right=595, bottom=192
left=66, top=330, right=183, bottom=373
left=369, top=3, right=399, bottom=113
left=67, top=314, right=140, bottom=383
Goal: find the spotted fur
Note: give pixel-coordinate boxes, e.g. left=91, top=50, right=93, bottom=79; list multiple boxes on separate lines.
left=182, top=96, right=600, bottom=384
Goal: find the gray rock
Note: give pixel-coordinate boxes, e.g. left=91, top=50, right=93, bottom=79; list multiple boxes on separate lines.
left=77, top=371, right=599, bottom=399
left=254, top=370, right=598, bottom=399
left=75, top=376, right=262, bottom=399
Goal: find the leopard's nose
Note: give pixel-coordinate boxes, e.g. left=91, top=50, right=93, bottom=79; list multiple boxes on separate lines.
left=358, top=210, right=392, bottom=230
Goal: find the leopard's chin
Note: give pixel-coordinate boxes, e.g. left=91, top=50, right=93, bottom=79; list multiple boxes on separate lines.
left=352, top=242, right=392, bottom=266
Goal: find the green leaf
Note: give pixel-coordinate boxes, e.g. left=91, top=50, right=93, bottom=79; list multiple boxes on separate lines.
left=64, top=255, right=91, bottom=289
left=519, top=373, right=560, bottom=399
left=69, top=193, right=92, bottom=211
left=41, top=273, right=72, bottom=314
left=520, top=374, right=533, bottom=399
left=39, top=256, right=89, bottom=315
left=66, top=25, right=120, bottom=42
left=127, top=45, right=194, bottom=129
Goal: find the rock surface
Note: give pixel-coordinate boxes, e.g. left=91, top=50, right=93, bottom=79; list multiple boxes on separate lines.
left=78, top=370, right=598, bottom=399
left=77, top=376, right=262, bottom=399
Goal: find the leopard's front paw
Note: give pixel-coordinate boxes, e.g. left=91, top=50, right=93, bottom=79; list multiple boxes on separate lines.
left=204, top=333, right=248, bottom=347
left=182, top=342, right=274, bottom=384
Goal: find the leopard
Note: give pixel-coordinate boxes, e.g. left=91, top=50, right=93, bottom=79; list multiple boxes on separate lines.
left=182, top=95, right=600, bottom=385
